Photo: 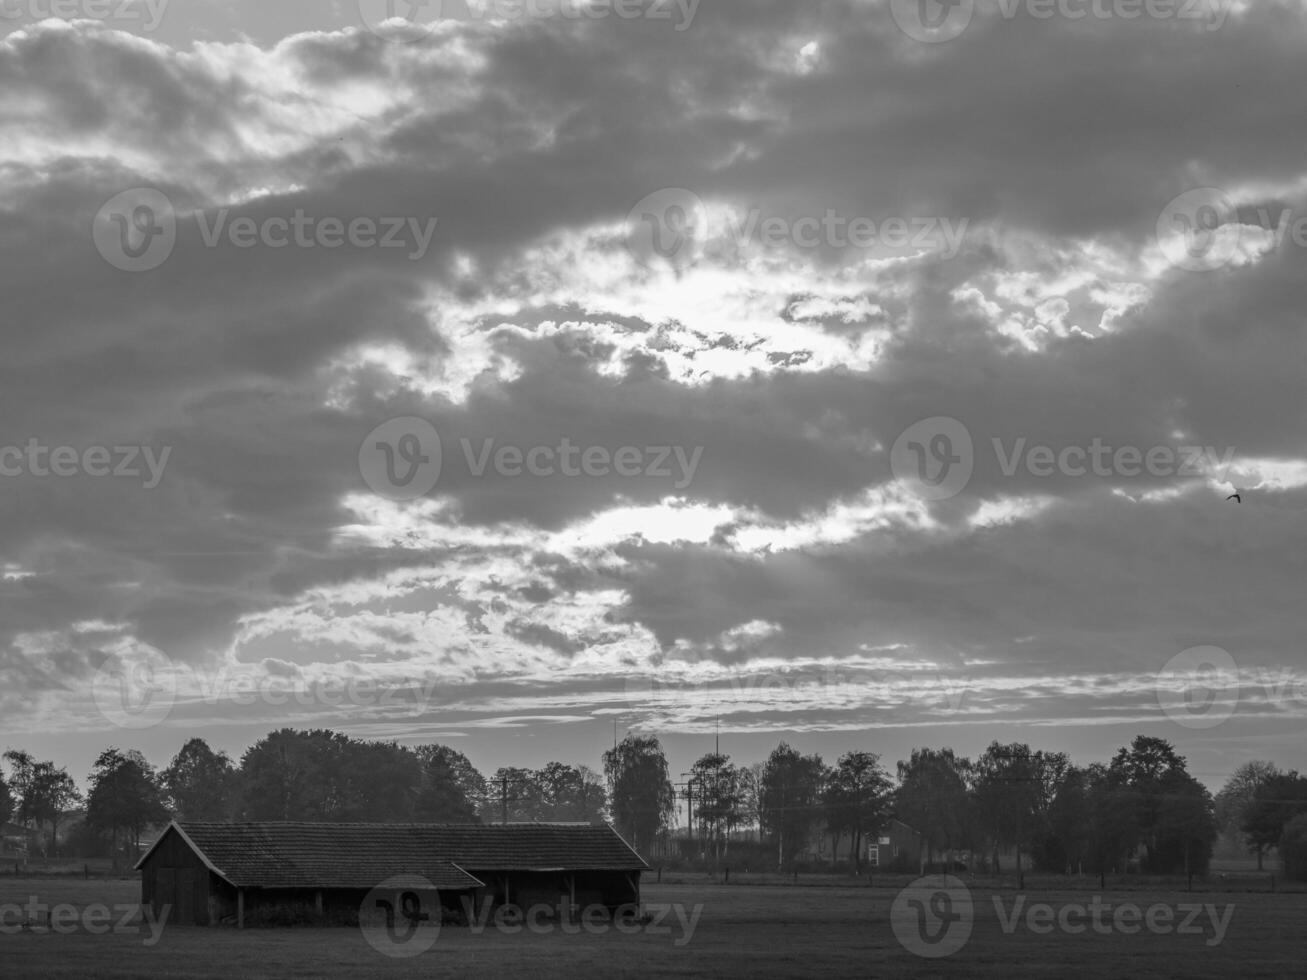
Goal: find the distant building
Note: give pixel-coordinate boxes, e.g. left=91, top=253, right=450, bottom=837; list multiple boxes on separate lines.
left=1, top=823, right=28, bottom=858
left=135, top=821, right=648, bottom=927
left=866, top=819, right=924, bottom=872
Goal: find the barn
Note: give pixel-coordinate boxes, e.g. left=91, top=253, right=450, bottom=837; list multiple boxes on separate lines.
left=135, top=821, right=648, bottom=928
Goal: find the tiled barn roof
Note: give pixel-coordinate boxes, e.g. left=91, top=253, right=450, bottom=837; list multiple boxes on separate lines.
left=135, top=822, right=647, bottom=890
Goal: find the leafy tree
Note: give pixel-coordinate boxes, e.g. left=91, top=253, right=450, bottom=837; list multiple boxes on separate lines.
left=972, top=742, right=1045, bottom=879
left=0, top=769, right=12, bottom=827
left=338, top=739, right=423, bottom=821
left=161, top=738, right=237, bottom=821
left=86, top=749, right=168, bottom=864
left=3, top=750, right=36, bottom=830
left=1035, top=765, right=1093, bottom=874
left=487, top=767, right=547, bottom=822
left=1214, top=761, right=1280, bottom=869
left=823, top=751, right=892, bottom=871
left=26, top=762, right=82, bottom=858
left=689, top=753, right=745, bottom=859
left=603, top=734, right=675, bottom=856
left=759, top=743, right=827, bottom=869
left=413, top=745, right=485, bottom=823
left=238, top=729, right=422, bottom=822
left=895, top=748, right=973, bottom=871
left=1242, top=771, right=1307, bottom=862
left=536, top=763, right=607, bottom=822
left=1105, top=737, right=1216, bottom=874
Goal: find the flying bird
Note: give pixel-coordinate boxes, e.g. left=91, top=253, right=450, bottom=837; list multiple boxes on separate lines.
left=1226, top=492, right=1242, bottom=504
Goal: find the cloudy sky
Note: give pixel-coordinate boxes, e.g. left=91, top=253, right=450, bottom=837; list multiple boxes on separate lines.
left=2, top=0, right=1305, bottom=795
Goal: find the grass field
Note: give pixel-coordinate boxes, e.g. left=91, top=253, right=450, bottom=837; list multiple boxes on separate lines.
left=0, top=876, right=1302, bottom=979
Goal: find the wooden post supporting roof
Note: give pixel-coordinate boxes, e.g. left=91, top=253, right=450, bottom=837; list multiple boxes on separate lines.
left=237, top=889, right=244, bottom=929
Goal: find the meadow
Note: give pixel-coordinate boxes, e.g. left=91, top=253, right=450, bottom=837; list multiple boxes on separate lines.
left=0, top=874, right=1302, bottom=978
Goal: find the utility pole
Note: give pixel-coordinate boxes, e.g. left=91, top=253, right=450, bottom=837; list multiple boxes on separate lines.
left=501, top=775, right=509, bottom=825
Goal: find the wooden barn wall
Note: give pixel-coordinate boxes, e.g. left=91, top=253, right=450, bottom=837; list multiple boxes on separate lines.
left=139, top=829, right=217, bottom=926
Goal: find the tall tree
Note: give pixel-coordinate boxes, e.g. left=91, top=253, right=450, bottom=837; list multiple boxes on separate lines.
left=1105, top=737, right=1216, bottom=875
left=413, top=745, right=485, bottom=823
left=535, top=762, right=607, bottom=822
left=237, top=729, right=421, bottom=821
left=86, top=749, right=168, bottom=864
left=26, top=762, right=82, bottom=858
left=1036, top=765, right=1093, bottom=874
left=689, top=752, right=743, bottom=860
left=1242, top=771, right=1307, bottom=863
left=603, top=734, right=675, bottom=856
left=823, top=751, right=893, bottom=871
left=759, top=743, right=827, bottom=870
left=488, top=767, right=547, bottom=822
left=1215, top=761, right=1280, bottom=870
left=161, top=738, right=237, bottom=821
left=895, top=747, right=973, bottom=872
left=0, top=769, right=12, bottom=828
left=3, top=750, right=36, bottom=831
left=972, top=742, right=1059, bottom=881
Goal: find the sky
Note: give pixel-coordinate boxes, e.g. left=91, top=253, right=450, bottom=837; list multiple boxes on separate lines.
left=2, top=0, right=1306, bottom=802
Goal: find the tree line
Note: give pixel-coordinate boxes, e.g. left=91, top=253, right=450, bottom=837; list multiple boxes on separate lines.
left=2, top=730, right=1305, bottom=880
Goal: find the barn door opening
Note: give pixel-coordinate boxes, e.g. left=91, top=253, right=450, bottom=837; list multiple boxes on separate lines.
left=155, top=868, right=199, bottom=925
